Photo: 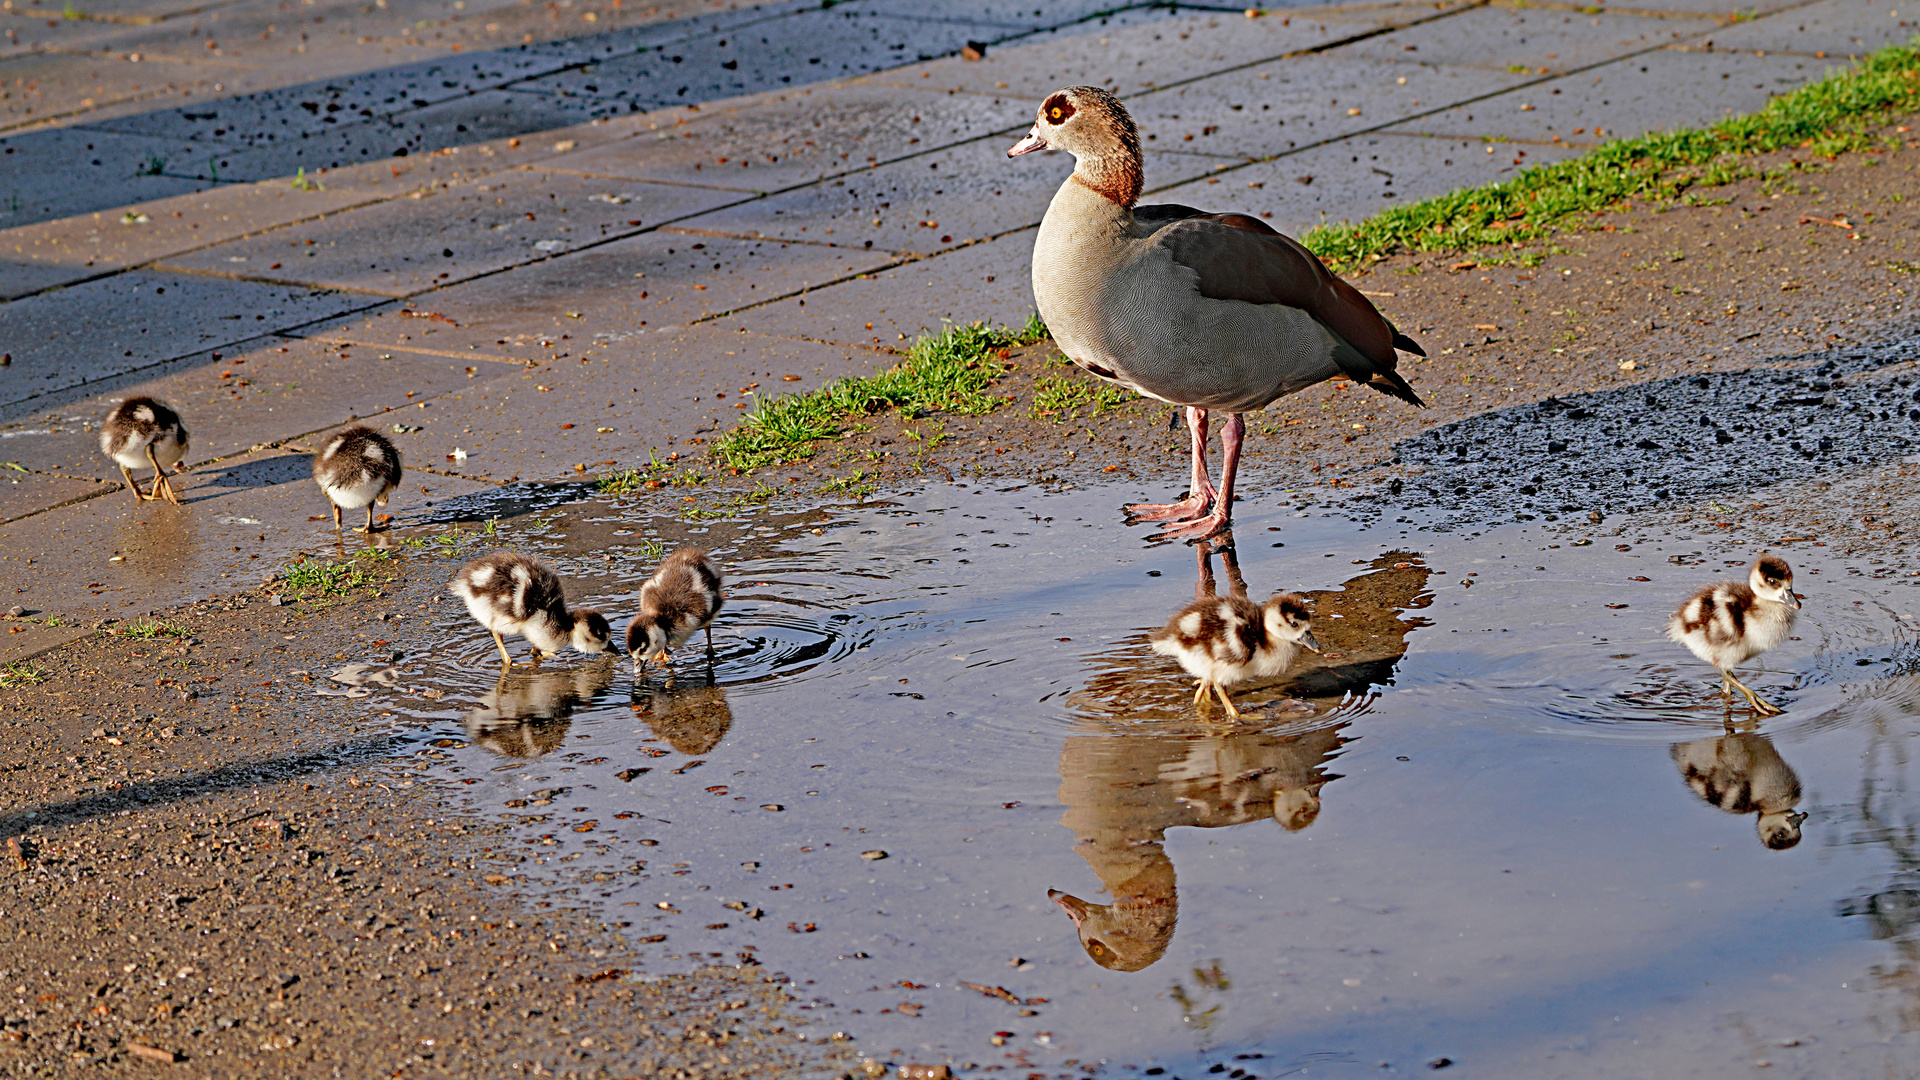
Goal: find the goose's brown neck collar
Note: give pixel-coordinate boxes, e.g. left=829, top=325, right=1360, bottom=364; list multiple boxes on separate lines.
left=1071, top=152, right=1142, bottom=208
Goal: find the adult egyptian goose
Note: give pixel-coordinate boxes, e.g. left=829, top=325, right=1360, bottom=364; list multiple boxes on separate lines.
left=1009, top=86, right=1425, bottom=540
left=450, top=552, right=613, bottom=668
left=1150, top=591, right=1319, bottom=718
left=628, top=546, right=723, bottom=675
left=313, top=425, right=403, bottom=532
left=1666, top=554, right=1801, bottom=715
left=99, top=397, right=190, bottom=505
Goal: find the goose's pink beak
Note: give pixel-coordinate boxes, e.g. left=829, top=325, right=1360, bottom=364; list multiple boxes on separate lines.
left=1007, top=126, right=1048, bottom=157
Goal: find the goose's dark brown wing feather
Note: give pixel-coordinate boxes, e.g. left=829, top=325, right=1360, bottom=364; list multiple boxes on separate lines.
left=1145, top=210, right=1425, bottom=406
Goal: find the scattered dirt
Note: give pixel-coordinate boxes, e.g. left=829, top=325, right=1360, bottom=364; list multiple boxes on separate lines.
left=0, top=566, right=850, bottom=1079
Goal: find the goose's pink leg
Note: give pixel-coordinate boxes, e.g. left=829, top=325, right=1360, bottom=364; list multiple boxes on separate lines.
left=1127, top=407, right=1215, bottom=522
left=1159, top=413, right=1243, bottom=542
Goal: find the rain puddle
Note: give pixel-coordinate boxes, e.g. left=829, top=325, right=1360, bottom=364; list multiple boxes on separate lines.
left=342, top=479, right=1919, bottom=1078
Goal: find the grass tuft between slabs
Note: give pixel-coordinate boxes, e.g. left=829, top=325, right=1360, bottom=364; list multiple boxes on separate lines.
left=713, top=314, right=1047, bottom=471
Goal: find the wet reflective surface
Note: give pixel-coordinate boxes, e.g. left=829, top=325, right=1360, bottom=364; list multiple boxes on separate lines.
left=334, top=480, right=1920, bottom=1077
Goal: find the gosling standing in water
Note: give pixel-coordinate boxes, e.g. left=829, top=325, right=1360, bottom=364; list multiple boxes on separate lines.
left=629, top=547, right=723, bottom=675
left=313, top=425, right=403, bottom=532
left=1667, top=554, right=1801, bottom=716
left=450, top=552, right=613, bottom=668
left=99, top=397, right=189, bottom=504
left=1151, top=592, right=1319, bottom=718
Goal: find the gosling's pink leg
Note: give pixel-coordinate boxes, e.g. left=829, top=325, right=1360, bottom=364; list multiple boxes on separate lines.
left=1159, top=413, right=1244, bottom=542
left=1128, top=407, right=1215, bottom=523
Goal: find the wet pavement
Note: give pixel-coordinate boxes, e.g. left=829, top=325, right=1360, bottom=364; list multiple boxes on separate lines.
left=234, top=469, right=1920, bottom=1078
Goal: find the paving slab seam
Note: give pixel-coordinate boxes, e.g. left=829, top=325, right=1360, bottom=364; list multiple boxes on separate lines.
left=1129, top=19, right=1754, bottom=200
left=0, top=296, right=398, bottom=417
left=0, top=478, right=112, bottom=527
left=296, top=335, right=544, bottom=365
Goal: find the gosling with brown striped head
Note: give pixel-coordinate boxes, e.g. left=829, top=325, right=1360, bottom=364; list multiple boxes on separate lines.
left=1009, top=86, right=1425, bottom=541
left=1150, top=592, right=1319, bottom=718
left=1667, top=554, right=1801, bottom=716
left=629, top=547, right=723, bottom=675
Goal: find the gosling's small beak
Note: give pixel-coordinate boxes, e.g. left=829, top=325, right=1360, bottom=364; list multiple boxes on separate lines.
left=1299, top=630, right=1322, bottom=653
left=1788, top=590, right=1803, bottom=610
left=1007, top=125, right=1048, bottom=158
left=1788, top=810, right=1809, bottom=827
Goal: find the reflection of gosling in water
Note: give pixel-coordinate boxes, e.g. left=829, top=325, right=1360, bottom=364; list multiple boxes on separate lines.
left=1667, top=554, right=1801, bottom=716
left=633, top=683, right=733, bottom=756
left=1150, top=592, right=1319, bottom=717
left=1671, top=732, right=1808, bottom=850
left=450, top=552, right=614, bottom=668
left=463, top=665, right=614, bottom=758
left=629, top=547, right=723, bottom=675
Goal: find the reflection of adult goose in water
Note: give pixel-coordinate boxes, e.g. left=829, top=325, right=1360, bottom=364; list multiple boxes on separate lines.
left=1050, top=723, right=1348, bottom=971
left=632, top=681, right=733, bottom=756
left=462, top=664, right=614, bottom=758
left=1670, top=730, right=1808, bottom=850
left=1052, top=550, right=1432, bottom=968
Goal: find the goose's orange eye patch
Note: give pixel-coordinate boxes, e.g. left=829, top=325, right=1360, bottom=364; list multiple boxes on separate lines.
left=1042, top=93, right=1076, bottom=124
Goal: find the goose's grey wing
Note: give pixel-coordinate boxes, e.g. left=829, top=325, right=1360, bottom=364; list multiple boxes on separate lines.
left=1149, top=212, right=1425, bottom=406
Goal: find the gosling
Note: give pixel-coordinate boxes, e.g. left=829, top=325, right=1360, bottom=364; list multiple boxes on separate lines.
left=450, top=552, right=613, bottom=668
left=1667, top=553, right=1801, bottom=716
left=313, top=425, right=403, bottom=532
left=629, top=547, right=723, bottom=674
left=99, top=397, right=189, bottom=504
left=1151, top=592, right=1319, bottom=718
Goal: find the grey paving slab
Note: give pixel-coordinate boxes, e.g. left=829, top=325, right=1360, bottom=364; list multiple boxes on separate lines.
left=0, top=471, right=109, bottom=525
left=0, top=271, right=375, bottom=413
left=0, top=178, right=380, bottom=301
left=0, top=6, right=130, bottom=58
left=1696, top=0, right=1920, bottom=56
left=309, top=229, right=898, bottom=362
left=1150, top=131, right=1583, bottom=241
left=151, top=89, right=616, bottom=183
left=1133, top=53, right=1527, bottom=160
left=0, top=128, right=234, bottom=232
left=374, top=324, right=877, bottom=482
left=515, top=0, right=832, bottom=61
left=155, top=167, right=744, bottom=297
left=0, top=50, right=246, bottom=133
left=1590, top=0, right=1806, bottom=11
left=681, top=137, right=1227, bottom=256
left=1340, top=3, right=1721, bottom=73
left=1384, top=47, right=1829, bottom=147
left=714, top=228, right=1037, bottom=346
left=0, top=334, right=522, bottom=479
left=81, top=50, right=581, bottom=148
left=0, top=444, right=497, bottom=622
left=853, top=2, right=1469, bottom=100
left=517, top=6, right=1029, bottom=113
left=537, top=81, right=1027, bottom=193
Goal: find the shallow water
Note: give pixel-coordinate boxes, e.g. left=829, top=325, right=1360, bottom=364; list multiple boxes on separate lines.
left=354, top=479, right=1920, bottom=1078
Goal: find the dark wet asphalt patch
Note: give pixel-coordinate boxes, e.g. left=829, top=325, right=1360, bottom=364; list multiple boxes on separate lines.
left=1393, top=336, right=1920, bottom=526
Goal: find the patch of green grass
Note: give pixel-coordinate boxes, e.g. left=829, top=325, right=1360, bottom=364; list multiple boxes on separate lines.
left=61, top=2, right=84, bottom=19
left=635, top=538, right=667, bottom=562
left=597, top=450, right=711, bottom=494
left=120, top=619, right=185, bottom=639
left=0, top=661, right=43, bottom=690
left=1031, top=372, right=1136, bottom=422
left=819, top=469, right=877, bottom=499
left=284, top=549, right=390, bottom=596
left=1887, top=260, right=1920, bottom=274
left=1302, top=42, right=1920, bottom=270
left=713, top=317, right=1046, bottom=472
